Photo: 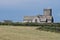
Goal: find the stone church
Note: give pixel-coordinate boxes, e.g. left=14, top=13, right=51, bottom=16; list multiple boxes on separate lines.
left=23, top=8, right=54, bottom=23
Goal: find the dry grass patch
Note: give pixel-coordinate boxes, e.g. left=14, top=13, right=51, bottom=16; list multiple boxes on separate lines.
left=0, top=26, right=60, bottom=40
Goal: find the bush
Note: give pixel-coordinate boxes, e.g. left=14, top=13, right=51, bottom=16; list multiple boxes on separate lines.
left=37, top=26, right=60, bottom=33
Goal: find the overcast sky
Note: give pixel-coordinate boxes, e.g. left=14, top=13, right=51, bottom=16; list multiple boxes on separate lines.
left=0, top=0, right=60, bottom=22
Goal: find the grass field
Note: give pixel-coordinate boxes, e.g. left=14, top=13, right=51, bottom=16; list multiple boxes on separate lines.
left=0, top=26, right=60, bottom=40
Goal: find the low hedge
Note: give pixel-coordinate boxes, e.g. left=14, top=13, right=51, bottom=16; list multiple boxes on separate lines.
left=37, top=26, right=60, bottom=33
left=0, top=22, right=60, bottom=26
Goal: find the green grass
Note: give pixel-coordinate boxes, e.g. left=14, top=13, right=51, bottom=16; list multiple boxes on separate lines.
left=0, top=26, right=60, bottom=40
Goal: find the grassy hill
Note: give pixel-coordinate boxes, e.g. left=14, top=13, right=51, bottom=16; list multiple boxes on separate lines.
left=0, top=26, right=60, bottom=40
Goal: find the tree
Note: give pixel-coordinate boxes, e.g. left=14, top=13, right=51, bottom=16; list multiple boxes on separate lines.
left=3, top=20, right=13, bottom=25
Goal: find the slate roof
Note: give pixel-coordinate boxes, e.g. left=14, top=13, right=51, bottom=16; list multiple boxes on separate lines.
left=23, top=16, right=36, bottom=21
left=23, top=15, right=46, bottom=21
left=23, top=14, right=53, bottom=21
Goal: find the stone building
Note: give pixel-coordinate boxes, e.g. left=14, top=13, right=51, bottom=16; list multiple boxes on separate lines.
left=23, top=8, right=54, bottom=23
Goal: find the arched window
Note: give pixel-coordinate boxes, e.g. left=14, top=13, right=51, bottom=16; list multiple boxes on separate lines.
left=35, top=19, right=37, bottom=23
left=46, top=19, right=47, bottom=22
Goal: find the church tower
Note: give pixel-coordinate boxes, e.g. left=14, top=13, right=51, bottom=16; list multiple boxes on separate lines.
left=44, top=8, right=52, bottom=16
